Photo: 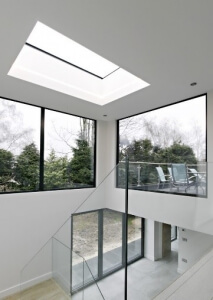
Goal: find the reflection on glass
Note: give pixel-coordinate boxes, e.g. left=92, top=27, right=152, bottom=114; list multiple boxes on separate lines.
left=0, top=98, right=40, bottom=192
left=128, top=215, right=142, bottom=262
left=72, top=212, right=98, bottom=290
left=103, top=210, right=122, bottom=273
left=44, top=109, right=95, bottom=190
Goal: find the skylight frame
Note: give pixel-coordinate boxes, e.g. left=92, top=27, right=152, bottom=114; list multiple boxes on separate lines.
left=8, top=21, right=150, bottom=106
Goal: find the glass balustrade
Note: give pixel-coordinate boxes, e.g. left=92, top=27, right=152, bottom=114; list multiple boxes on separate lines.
left=118, top=161, right=207, bottom=197
left=19, top=159, right=212, bottom=300
left=19, top=162, right=127, bottom=300
left=124, top=161, right=211, bottom=299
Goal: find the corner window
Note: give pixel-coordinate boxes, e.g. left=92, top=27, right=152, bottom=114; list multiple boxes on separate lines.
left=118, top=95, right=207, bottom=197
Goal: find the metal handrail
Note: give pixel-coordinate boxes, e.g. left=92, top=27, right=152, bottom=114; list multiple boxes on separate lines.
left=119, top=161, right=207, bottom=188
left=120, top=160, right=206, bottom=166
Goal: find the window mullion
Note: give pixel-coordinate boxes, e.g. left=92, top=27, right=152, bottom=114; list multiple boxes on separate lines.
left=39, top=107, right=45, bottom=190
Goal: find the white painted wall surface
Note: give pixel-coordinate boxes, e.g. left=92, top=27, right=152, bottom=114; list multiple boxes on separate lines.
left=178, top=228, right=213, bottom=273
left=144, top=220, right=163, bottom=261
left=144, top=219, right=155, bottom=261
left=96, top=120, right=109, bottom=184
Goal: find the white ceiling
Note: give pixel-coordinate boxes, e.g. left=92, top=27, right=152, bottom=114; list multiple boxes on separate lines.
left=0, top=0, right=212, bottom=121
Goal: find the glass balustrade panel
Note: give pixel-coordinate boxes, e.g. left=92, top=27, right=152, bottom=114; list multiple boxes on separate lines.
left=103, top=209, right=123, bottom=274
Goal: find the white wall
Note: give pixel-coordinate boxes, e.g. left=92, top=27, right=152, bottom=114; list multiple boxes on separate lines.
left=0, top=120, right=107, bottom=298
left=144, top=220, right=163, bottom=261
left=96, top=120, right=110, bottom=184
left=178, top=227, right=213, bottom=273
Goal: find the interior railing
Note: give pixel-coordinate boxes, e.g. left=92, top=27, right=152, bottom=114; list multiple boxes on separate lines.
left=19, top=162, right=127, bottom=300
left=124, top=161, right=211, bottom=299
left=19, top=159, right=210, bottom=299
left=118, top=160, right=207, bottom=197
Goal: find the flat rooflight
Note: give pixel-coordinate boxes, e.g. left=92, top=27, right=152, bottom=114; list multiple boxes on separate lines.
left=26, top=22, right=119, bottom=79
left=8, top=21, right=150, bottom=106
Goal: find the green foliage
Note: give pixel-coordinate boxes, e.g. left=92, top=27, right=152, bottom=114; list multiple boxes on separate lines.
left=119, top=139, right=197, bottom=186
left=123, top=139, right=197, bottom=165
left=0, top=149, right=14, bottom=184
left=44, top=150, right=70, bottom=189
left=0, top=128, right=94, bottom=191
left=124, top=139, right=153, bottom=162
left=15, top=143, right=39, bottom=190
left=159, top=142, right=197, bottom=164
left=123, top=139, right=154, bottom=184
left=69, top=139, right=93, bottom=186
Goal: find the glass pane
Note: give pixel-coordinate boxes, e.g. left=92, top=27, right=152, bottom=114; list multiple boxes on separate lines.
left=20, top=240, right=56, bottom=299
left=128, top=215, right=142, bottom=262
left=103, top=209, right=123, bottom=274
left=72, top=211, right=98, bottom=290
left=171, top=225, right=177, bottom=241
left=0, top=98, right=40, bottom=192
left=72, top=250, right=84, bottom=293
left=118, top=95, right=207, bottom=197
left=82, top=260, right=105, bottom=300
left=71, top=258, right=105, bottom=300
left=44, top=109, right=95, bottom=190
left=52, top=238, right=71, bottom=294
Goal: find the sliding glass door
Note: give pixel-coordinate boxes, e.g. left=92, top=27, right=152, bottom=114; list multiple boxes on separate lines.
left=72, top=211, right=99, bottom=290
left=71, top=209, right=144, bottom=292
left=128, top=215, right=144, bottom=262
left=103, top=209, right=123, bottom=274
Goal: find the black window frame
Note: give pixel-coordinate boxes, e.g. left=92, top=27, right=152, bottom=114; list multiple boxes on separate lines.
left=0, top=96, right=96, bottom=194
left=116, top=93, right=207, bottom=198
left=171, top=225, right=178, bottom=242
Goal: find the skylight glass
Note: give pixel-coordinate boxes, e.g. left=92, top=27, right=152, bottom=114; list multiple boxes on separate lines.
left=8, top=21, right=150, bottom=106
left=26, top=22, right=118, bottom=79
